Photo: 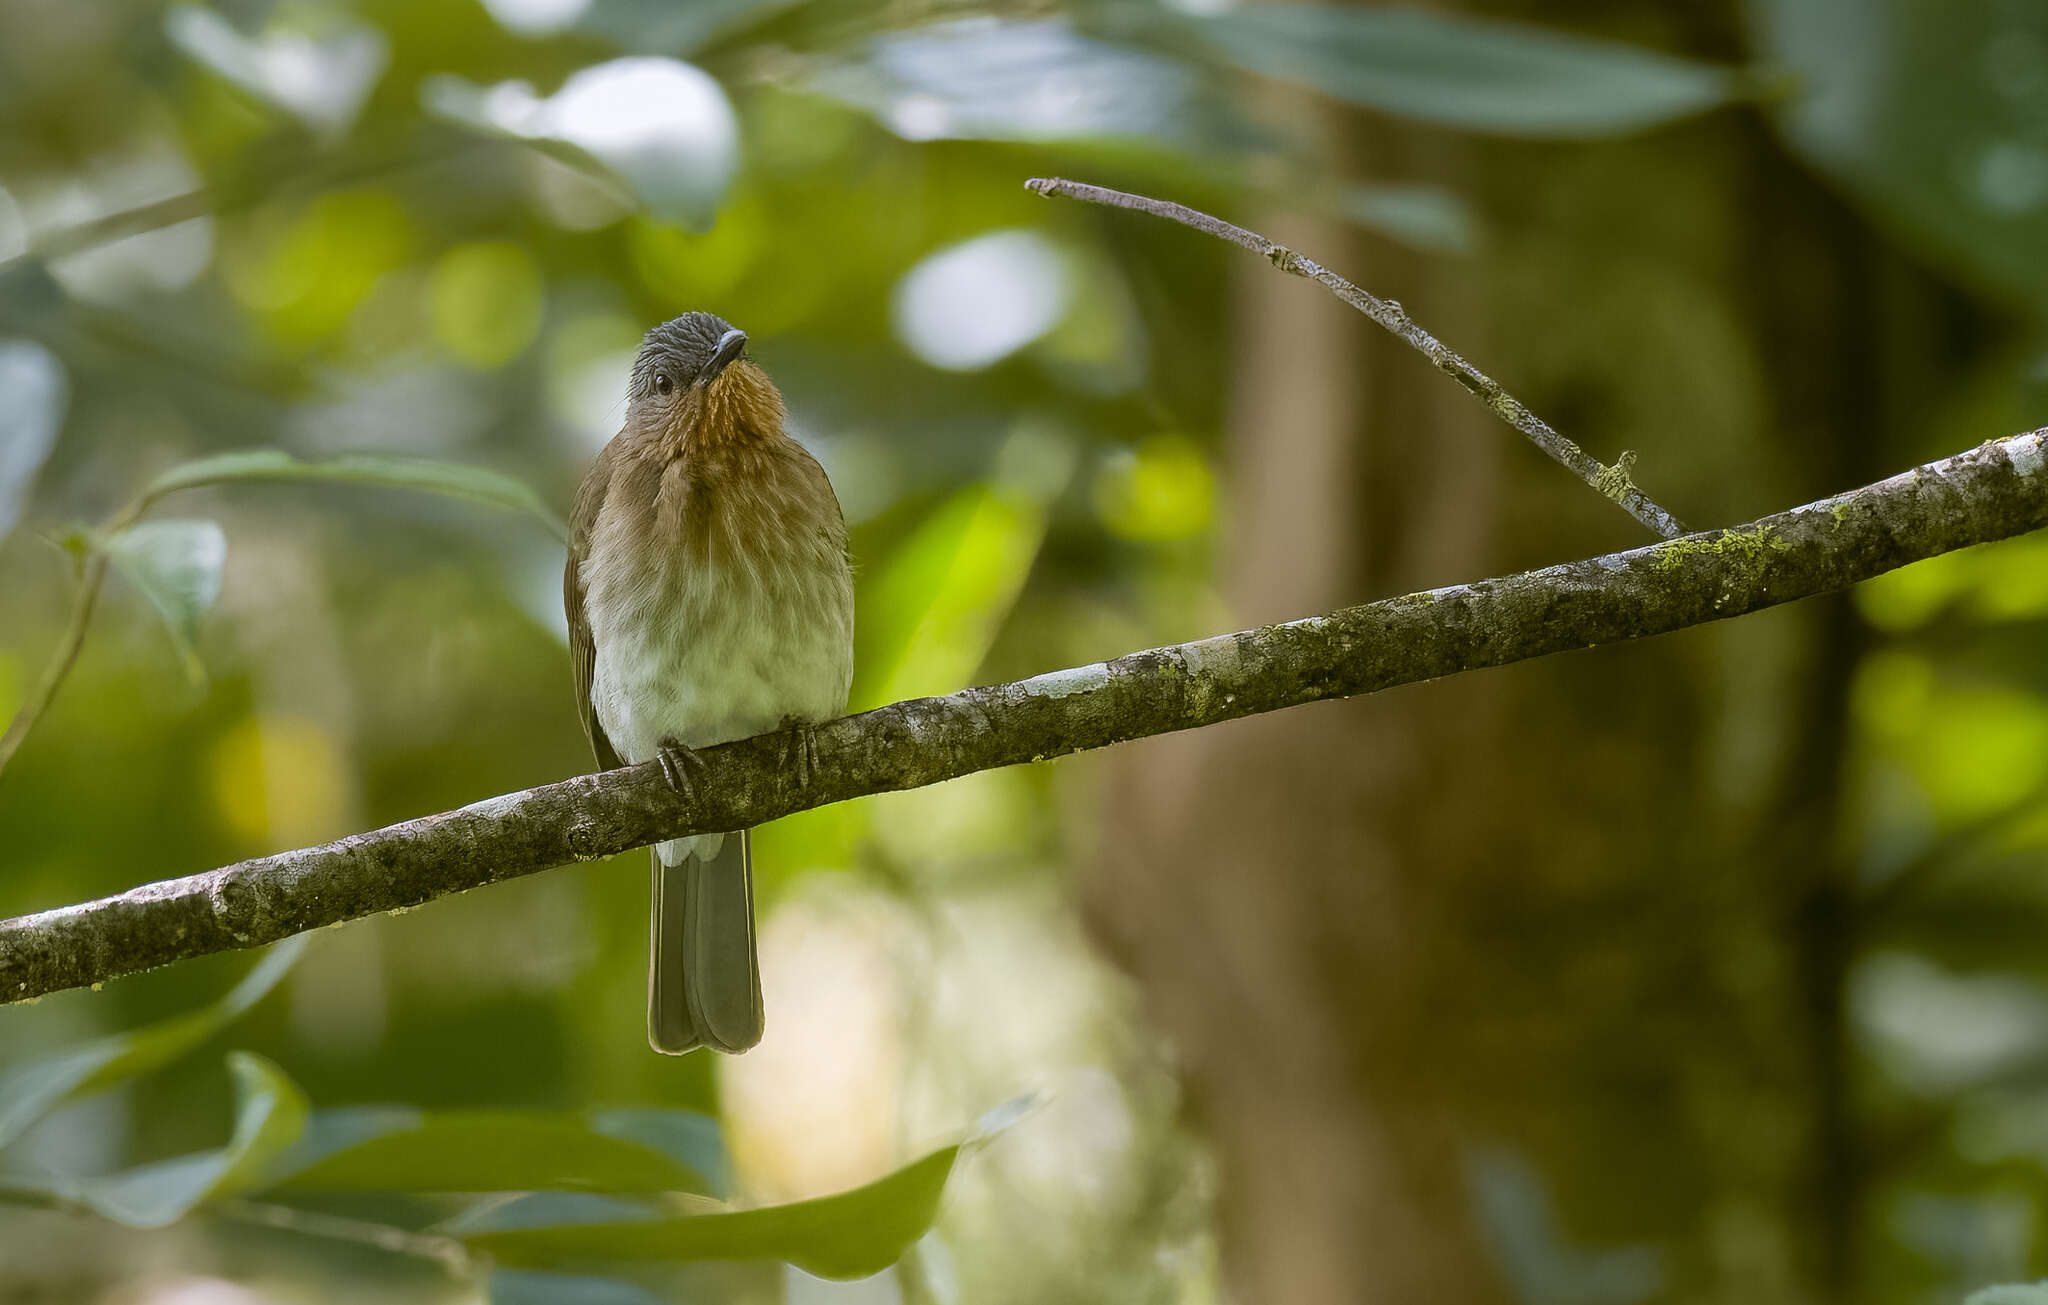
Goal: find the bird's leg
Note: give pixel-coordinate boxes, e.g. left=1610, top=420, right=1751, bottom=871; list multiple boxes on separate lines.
left=655, top=738, right=710, bottom=805
left=777, top=715, right=822, bottom=791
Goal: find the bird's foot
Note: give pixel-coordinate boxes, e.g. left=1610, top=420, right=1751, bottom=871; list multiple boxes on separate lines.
left=655, top=739, right=709, bottom=804
left=777, top=716, right=822, bottom=791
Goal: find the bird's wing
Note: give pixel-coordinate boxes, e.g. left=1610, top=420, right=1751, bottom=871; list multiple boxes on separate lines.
left=566, top=439, right=626, bottom=774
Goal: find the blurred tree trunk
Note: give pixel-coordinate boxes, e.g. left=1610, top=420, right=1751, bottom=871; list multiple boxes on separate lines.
left=1085, top=5, right=1954, bottom=1302
left=1086, top=87, right=1513, bottom=1303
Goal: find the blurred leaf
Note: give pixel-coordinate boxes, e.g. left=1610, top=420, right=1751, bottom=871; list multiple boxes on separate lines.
left=576, top=0, right=803, bottom=56
left=1970, top=1283, right=2048, bottom=1305
left=265, top=1109, right=714, bottom=1194
left=73, top=1051, right=309, bottom=1228
left=423, top=59, right=737, bottom=227
left=103, top=518, right=225, bottom=683
left=1750, top=0, right=2048, bottom=310
left=0, top=936, right=307, bottom=1150
left=591, top=1108, right=728, bottom=1198
left=461, top=1144, right=960, bottom=1278
left=1338, top=182, right=1481, bottom=256
left=444, top=1192, right=662, bottom=1237
left=141, top=449, right=567, bottom=540
left=489, top=1270, right=666, bottom=1305
left=0, top=338, right=68, bottom=541
left=1199, top=5, right=1744, bottom=138
left=164, top=5, right=387, bottom=137
left=808, top=18, right=1216, bottom=148
left=857, top=428, right=1074, bottom=708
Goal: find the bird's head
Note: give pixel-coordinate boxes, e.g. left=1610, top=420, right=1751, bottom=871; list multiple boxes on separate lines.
left=627, top=311, right=785, bottom=449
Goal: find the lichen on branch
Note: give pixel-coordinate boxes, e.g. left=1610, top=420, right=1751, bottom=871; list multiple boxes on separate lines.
left=3, top=429, right=2046, bottom=1004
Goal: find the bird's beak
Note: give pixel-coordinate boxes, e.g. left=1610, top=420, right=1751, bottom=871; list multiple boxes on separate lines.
left=708, top=328, right=747, bottom=380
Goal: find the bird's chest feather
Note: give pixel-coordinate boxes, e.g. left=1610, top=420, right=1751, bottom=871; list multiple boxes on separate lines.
left=581, top=461, right=852, bottom=762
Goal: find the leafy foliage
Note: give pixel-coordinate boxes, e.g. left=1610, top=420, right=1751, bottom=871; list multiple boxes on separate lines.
left=103, top=519, right=227, bottom=683
left=139, top=449, right=568, bottom=540
left=1194, top=5, right=1746, bottom=138
left=0, top=936, right=307, bottom=1148
left=0, top=944, right=968, bottom=1281
left=459, top=1144, right=960, bottom=1278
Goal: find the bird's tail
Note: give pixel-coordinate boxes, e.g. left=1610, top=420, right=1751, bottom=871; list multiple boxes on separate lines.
left=648, top=830, right=764, bottom=1055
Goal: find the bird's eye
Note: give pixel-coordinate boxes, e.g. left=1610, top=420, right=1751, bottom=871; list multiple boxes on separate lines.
left=654, top=372, right=674, bottom=396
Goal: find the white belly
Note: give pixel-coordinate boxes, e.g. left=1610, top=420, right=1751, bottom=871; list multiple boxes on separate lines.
left=583, top=545, right=852, bottom=865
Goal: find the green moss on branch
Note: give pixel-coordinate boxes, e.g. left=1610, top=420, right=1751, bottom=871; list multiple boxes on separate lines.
left=4, top=429, right=2046, bottom=1003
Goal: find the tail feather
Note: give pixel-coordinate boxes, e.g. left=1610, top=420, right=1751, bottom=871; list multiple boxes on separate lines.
left=648, top=830, right=763, bottom=1055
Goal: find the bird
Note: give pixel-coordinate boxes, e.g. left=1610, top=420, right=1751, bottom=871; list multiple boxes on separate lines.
left=565, top=312, right=854, bottom=1054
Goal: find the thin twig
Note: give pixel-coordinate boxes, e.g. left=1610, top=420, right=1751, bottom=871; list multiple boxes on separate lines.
left=0, top=1181, right=476, bottom=1275
left=0, top=553, right=108, bottom=774
left=2, top=136, right=477, bottom=274
left=3, top=429, right=2043, bottom=1003
left=1026, top=176, right=1687, bottom=539
left=211, top=1198, right=477, bottom=1276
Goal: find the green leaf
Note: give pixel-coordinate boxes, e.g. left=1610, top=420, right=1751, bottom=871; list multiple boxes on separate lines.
left=857, top=429, right=1074, bottom=709
left=72, top=1051, right=309, bottom=1228
left=0, top=936, right=307, bottom=1150
left=0, top=338, right=68, bottom=542
left=139, top=449, right=567, bottom=540
left=460, top=1144, right=961, bottom=1279
left=264, top=1109, right=715, bottom=1195
left=1749, top=0, right=2048, bottom=312
left=420, top=62, right=737, bottom=229
left=591, top=1108, right=729, bottom=1198
left=103, top=518, right=225, bottom=683
left=1199, top=5, right=1744, bottom=138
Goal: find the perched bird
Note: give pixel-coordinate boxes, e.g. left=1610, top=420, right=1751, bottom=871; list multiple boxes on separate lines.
left=565, top=313, right=854, bottom=1054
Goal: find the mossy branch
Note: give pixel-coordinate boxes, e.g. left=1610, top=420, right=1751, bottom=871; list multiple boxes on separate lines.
left=3, top=430, right=2043, bottom=1002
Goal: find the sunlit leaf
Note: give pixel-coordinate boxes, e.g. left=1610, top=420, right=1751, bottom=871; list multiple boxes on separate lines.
left=164, top=5, right=387, bottom=137
left=104, top=518, right=225, bottom=682
left=857, top=427, right=1074, bottom=708
left=1199, top=5, right=1745, bottom=138
left=0, top=937, right=307, bottom=1150
left=460, top=1144, right=960, bottom=1279
left=140, top=448, right=567, bottom=540
left=72, top=1052, right=309, bottom=1228
left=0, top=338, right=67, bottom=542
left=265, top=1109, right=715, bottom=1194
left=423, top=59, right=738, bottom=227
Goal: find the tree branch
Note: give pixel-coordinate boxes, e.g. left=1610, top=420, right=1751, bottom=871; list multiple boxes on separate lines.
left=1025, top=176, right=1688, bottom=539
left=6, top=430, right=2047, bottom=1003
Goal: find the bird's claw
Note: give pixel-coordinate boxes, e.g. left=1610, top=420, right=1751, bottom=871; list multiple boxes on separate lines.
left=656, top=739, right=708, bottom=804
left=777, top=716, right=821, bottom=791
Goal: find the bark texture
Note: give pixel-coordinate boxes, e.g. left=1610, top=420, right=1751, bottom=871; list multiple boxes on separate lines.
left=4, top=427, right=2046, bottom=1004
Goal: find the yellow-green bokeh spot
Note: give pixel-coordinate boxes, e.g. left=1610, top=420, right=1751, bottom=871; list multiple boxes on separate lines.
left=430, top=241, right=546, bottom=370
left=210, top=713, right=352, bottom=850
left=0, top=652, right=19, bottom=727
left=1093, top=434, right=1215, bottom=542
left=629, top=206, right=762, bottom=307
left=1854, top=650, right=2048, bottom=825
left=1856, top=534, right=2048, bottom=632
left=222, top=189, right=414, bottom=344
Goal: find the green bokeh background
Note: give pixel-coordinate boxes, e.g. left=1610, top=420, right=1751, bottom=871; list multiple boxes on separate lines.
left=6, top=2, right=2048, bottom=1303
